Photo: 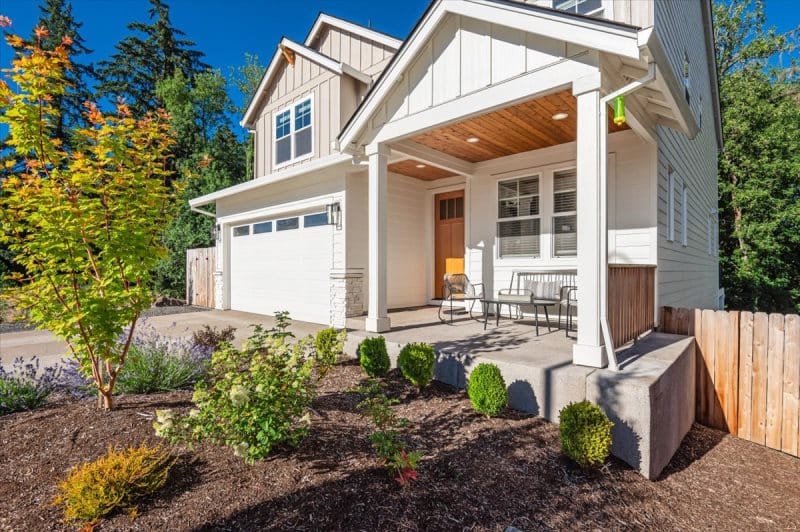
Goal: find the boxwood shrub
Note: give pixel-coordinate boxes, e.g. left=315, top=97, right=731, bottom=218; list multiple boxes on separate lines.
left=397, top=342, right=435, bottom=388
left=558, top=400, right=614, bottom=467
left=467, top=363, right=508, bottom=417
left=359, top=336, right=390, bottom=377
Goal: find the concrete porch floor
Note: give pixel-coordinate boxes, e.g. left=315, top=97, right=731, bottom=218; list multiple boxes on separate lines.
left=346, top=305, right=696, bottom=479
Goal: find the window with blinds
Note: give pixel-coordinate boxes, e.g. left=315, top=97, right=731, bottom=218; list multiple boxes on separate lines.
left=497, top=176, right=540, bottom=257
left=552, top=169, right=577, bottom=257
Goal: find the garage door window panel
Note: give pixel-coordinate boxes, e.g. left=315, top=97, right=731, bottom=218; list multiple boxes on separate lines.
left=277, top=217, right=299, bottom=231
left=253, top=221, right=272, bottom=234
left=233, top=225, right=250, bottom=237
left=304, top=212, right=328, bottom=228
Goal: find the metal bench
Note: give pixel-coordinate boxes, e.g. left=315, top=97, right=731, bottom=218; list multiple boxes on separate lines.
left=499, top=270, right=577, bottom=335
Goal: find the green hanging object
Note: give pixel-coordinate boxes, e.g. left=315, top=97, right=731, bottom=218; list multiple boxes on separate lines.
left=613, top=95, right=626, bottom=126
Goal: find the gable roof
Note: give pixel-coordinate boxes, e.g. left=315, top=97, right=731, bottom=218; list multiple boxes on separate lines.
left=240, top=14, right=402, bottom=130
left=337, top=0, right=645, bottom=151
left=304, top=12, right=403, bottom=50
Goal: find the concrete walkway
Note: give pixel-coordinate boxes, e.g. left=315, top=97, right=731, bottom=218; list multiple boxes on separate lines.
left=0, top=309, right=326, bottom=368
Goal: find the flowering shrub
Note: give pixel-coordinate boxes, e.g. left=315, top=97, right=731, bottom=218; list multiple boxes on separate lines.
left=355, top=379, right=421, bottom=486
left=0, top=357, right=61, bottom=414
left=314, top=327, right=346, bottom=378
left=53, top=445, right=174, bottom=526
left=154, top=319, right=318, bottom=463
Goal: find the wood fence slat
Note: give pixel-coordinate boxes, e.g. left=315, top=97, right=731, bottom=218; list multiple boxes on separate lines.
left=782, top=314, right=799, bottom=457
left=688, top=308, right=702, bottom=420
left=713, top=310, right=732, bottom=430
left=738, top=311, right=754, bottom=440
left=700, top=309, right=718, bottom=428
left=766, top=313, right=785, bottom=450
left=185, top=247, right=216, bottom=308
left=751, top=312, right=769, bottom=445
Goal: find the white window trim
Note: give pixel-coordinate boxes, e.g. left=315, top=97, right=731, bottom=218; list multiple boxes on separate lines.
left=667, top=168, right=676, bottom=242
left=272, top=94, right=315, bottom=170
left=552, top=167, right=577, bottom=258
left=496, top=174, right=542, bottom=259
left=551, top=0, right=610, bottom=18
left=681, top=184, right=689, bottom=247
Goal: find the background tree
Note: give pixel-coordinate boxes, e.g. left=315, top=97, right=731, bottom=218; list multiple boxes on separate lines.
left=154, top=70, right=246, bottom=297
left=714, top=0, right=800, bottom=312
left=96, top=0, right=208, bottom=115
left=0, top=28, right=178, bottom=410
left=230, top=53, right=265, bottom=180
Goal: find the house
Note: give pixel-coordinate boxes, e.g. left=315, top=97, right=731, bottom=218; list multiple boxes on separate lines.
left=190, top=0, right=721, bottom=373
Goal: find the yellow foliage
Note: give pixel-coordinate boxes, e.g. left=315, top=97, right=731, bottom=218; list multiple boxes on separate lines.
left=52, top=445, right=175, bottom=526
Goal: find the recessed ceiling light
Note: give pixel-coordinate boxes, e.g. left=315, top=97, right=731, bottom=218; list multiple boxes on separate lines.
left=466, top=137, right=480, bottom=143
left=416, top=163, right=426, bottom=168
left=552, top=112, right=569, bottom=121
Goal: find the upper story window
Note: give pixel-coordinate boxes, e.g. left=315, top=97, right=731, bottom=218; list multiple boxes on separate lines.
left=274, top=96, right=313, bottom=167
left=497, top=176, right=541, bottom=258
left=553, top=0, right=604, bottom=17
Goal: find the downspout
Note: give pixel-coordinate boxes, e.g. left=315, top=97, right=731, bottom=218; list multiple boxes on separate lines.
left=599, top=62, right=656, bottom=371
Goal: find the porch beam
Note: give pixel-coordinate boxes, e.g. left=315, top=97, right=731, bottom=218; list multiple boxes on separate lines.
left=391, top=140, right=476, bottom=177
left=366, top=143, right=391, bottom=333
left=572, top=81, right=607, bottom=368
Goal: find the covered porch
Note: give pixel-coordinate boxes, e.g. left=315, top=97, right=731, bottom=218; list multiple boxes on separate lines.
left=338, top=1, right=695, bottom=370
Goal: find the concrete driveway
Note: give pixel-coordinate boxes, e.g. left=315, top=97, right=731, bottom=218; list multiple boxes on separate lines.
left=0, top=309, right=326, bottom=369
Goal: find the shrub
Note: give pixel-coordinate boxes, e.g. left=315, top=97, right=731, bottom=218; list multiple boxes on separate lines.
left=53, top=445, right=174, bottom=526
left=191, top=324, right=236, bottom=355
left=0, top=357, right=61, bottom=414
left=154, top=320, right=317, bottom=463
left=397, top=343, right=435, bottom=388
left=559, top=400, right=614, bottom=467
left=359, top=336, right=390, bottom=377
left=467, top=363, right=508, bottom=417
left=314, top=327, right=346, bottom=378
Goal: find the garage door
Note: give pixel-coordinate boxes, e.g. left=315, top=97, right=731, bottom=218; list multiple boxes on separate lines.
left=229, top=212, right=332, bottom=324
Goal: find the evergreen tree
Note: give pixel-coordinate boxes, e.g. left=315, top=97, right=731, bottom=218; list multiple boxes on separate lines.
left=96, top=0, right=208, bottom=114
left=714, top=0, right=800, bottom=312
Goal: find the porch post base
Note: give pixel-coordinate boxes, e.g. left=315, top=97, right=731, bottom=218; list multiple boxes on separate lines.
left=572, top=343, right=608, bottom=368
left=366, top=316, right=391, bottom=333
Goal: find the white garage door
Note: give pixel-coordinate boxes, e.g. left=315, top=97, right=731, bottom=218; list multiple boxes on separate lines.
left=229, top=212, right=332, bottom=324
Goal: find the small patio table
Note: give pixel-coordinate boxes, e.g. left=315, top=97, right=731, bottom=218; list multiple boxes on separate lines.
left=480, top=294, right=558, bottom=336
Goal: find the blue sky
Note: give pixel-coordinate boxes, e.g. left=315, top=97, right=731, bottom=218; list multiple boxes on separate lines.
left=0, top=0, right=798, bottom=112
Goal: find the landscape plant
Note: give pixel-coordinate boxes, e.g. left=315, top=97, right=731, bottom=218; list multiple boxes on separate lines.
left=358, top=336, right=390, bottom=377
left=355, top=379, right=421, bottom=485
left=397, top=342, right=436, bottom=389
left=0, top=22, right=179, bottom=410
left=190, top=324, right=236, bottom=355
left=467, top=363, right=509, bottom=417
left=314, top=327, right=347, bottom=378
left=559, top=400, right=614, bottom=467
left=0, top=357, right=61, bottom=414
left=154, top=318, right=318, bottom=463
left=52, top=444, right=175, bottom=526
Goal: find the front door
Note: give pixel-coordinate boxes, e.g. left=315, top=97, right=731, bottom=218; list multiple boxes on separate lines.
left=434, top=190, right=465, bottom=298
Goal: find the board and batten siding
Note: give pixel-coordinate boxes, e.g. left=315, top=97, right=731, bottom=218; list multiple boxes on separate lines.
left=370, top=14, right=590, bottom=130
left=653, top=0, right=720, bottom=310
left=312, top=25, right=395, bottom=77
left=517, top=0, right=653, bottom=28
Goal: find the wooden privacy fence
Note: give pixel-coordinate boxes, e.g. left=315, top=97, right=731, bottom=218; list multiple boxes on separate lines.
left=661, top=306, right=800, bottom=457
left=608, top=264, right=656, bottom=348
left=186, top=247, right=216, bottom=308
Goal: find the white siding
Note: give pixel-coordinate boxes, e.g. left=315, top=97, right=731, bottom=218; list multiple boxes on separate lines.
left=654, top=0, right=720, bottom=310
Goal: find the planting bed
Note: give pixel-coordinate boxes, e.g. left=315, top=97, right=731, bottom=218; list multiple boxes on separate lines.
left=0, top=360, right=798, bottom=531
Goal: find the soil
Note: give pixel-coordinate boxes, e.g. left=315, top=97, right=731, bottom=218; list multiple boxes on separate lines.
left=1, top=360, right=798, bottom=531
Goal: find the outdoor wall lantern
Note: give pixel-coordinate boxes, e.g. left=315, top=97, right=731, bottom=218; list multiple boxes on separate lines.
left=613, top=95, right=626, bottom=126
left=326, top=202, right=342, bottom=229
left=211, top=223, right=220, bottom=242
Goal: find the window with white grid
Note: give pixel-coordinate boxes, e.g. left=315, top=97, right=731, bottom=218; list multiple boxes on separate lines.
left=497, top=176, right=540, bottom=257
left=552, top=169, right=577, bottom=257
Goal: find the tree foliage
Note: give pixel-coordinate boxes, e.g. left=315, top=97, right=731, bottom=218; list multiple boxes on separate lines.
left=714, top=0, right=800, bottom=312
left=230, top=53, right=265, bottom=181
left=0, top=28, right=178, bottom=410
left=96, top=0, right=208, bottom=115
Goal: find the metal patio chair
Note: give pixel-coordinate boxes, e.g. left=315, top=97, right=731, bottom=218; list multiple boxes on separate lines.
left=562, top=286, right=578, bottom=338
left=439, top=273, right=483, bottom=323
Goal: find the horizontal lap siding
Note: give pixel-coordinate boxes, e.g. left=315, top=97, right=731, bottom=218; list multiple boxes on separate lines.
left=654, top=0, right=720, bottom=311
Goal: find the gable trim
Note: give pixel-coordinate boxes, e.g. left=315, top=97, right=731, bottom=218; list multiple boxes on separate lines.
left=304, top=12, right=403, bottom=51
left=241, top=38, right=370, bottom=129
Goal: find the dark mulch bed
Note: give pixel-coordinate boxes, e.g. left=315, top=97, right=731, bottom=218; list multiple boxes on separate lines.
left=1, top=360, right=798, bottom=531
left=0, top=305, right=208, bottom=334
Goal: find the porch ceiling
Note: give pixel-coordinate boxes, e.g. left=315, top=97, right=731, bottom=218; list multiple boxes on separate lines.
left=387, top=159, right=457, bottom=180
left=409, top=89, right=629, bottom=164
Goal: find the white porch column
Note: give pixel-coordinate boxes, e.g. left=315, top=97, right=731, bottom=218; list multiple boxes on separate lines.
left=572, top=76, right=607, bottom=368
left=366, top=143, right=391, bottom=332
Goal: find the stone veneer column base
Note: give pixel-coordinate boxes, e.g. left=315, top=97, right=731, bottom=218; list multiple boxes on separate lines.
left=329, top=269, right=364, bottom=328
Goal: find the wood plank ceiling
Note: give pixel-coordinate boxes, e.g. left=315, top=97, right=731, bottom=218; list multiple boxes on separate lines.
left=387, top=159, right=457, bottom=181
left=409, top=89, right=630, bottom=164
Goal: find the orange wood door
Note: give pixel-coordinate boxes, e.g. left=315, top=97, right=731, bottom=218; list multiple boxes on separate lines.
left=434, top=190, right=465, bottom=298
